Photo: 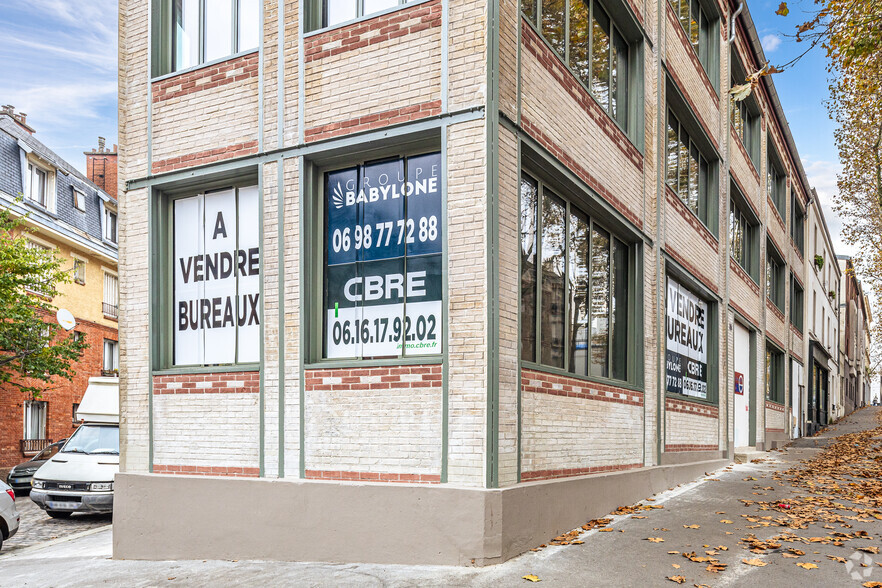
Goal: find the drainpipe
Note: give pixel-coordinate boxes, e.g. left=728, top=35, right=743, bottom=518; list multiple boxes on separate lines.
left=728, top=2, right=743, bottom=45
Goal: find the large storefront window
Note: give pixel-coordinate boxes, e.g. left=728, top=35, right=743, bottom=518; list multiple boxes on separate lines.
left=173, top=186, right=260, bottom=366
left=520, top=172, right=631, bottom=381
left=665, top=276, right=712, bottom=401
left=323, top=153, right=442, bottom=359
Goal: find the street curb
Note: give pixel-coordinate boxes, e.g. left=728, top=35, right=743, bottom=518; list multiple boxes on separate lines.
left=0, top=523, right=111, bottom=560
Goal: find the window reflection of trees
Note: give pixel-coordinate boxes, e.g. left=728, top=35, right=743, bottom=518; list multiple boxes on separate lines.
left=541, top=192, right=567, bottom=368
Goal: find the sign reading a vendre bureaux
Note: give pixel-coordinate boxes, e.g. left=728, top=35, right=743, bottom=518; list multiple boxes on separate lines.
left=174, top=186, right=260, bottom=366
left=665, top=277, right=708, bottom=399
left=324, top=153, right=442, bottom=358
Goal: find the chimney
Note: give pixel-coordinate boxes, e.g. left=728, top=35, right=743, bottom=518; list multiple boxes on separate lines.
left=84, top=137, right=119, bottom=199
left=1, top=105, right=36, bottom=134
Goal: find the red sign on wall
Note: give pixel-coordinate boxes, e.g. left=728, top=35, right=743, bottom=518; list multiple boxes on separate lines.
left=734, top=371, right=745, bottom=395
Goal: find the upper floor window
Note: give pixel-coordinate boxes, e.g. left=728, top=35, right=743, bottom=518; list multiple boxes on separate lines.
left=729, top=180, right=759, bottom=281
left=791, top=194, right=805, bottom=255
left=28, top=163, right=48, bottom=207
left=157, top=0, right=259, bottom=76
left=767, top=141, right=786, bottom=217
left=730, top=60, right=760, bottom=167
left=520, top=171, right=633, bottom=382
left=23, top=400, right=47, bottom=440
left=522, top=0, right=636, bottom=132
left=667, top=0, right=718, bottom=86
left=790, top=274, right=803, bottom=332
left=103, top=272, right=119, bottom=319
left=104, top=209, right=118, bottom=244
left=73, top=188, right=86, bottom=212
left=25, top=240, right=53, bottom=297
left=666, top=110, right=715, bottom=231
left=766, top=239, right=784, bottom=311
left=103, top=339, right=119, bottom=374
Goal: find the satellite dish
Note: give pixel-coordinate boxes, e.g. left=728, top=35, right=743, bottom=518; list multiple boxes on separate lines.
left=56, top=308, right=76, bottom=331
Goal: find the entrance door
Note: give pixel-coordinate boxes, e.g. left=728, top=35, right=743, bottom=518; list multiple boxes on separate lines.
left=790, top=360, right=803, bottom=438
left=733, top=322, right=750, bottom=447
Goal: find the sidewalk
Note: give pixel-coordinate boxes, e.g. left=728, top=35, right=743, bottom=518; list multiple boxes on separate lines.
left=2, top=407, right=880, bottom=587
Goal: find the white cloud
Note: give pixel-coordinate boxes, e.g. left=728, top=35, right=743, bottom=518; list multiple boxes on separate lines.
left=803, top=158, right=853, bottom=257
left=762, top=34, right=782, bottom=53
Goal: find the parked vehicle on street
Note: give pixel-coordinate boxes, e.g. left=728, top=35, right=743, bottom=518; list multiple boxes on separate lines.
left=0, top=480, right=20, bottom=550
left=5, top=440, right=67, bottom=495
left=30, top=377, right=119, bottom=518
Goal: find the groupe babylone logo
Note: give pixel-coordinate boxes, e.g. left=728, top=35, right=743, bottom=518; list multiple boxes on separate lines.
left=330, top=172, right=440, bottom=209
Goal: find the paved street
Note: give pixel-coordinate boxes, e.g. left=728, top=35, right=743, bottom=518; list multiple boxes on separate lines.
left=1, top=493, right=111, bottom=556
left=1, top=407, right=880, bottom=587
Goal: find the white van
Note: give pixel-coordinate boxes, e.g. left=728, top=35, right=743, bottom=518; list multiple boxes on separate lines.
left=30, top=377, right=119, bottom=518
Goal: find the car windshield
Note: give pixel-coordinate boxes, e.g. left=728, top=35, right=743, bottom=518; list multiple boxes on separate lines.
left=62, top=425, right=119, bottom=455
left=33, top=443, right=61, bottom=461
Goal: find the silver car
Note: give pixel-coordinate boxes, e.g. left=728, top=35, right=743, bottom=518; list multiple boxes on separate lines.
left=0, top=479, right=21, bottom=551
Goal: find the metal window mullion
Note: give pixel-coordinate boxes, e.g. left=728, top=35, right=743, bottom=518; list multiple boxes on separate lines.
left=358, top=0, right=365, bottom=18
left=607, top=236, right=614, bottom=375
left=563, top=200, right=570, bottom=372
left=232, top=0, right=239, bottom=53
left=587, top=217, right=593, bottom=377
left=535, top=183, right=543, bottom=365
left=199, top=0, right=206, bottom=65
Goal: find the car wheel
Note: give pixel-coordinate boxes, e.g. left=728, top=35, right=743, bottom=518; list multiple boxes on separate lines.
left=47, top=511, right=72, bottom=519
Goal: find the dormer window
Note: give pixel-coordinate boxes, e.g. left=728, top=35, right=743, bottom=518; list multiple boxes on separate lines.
left=73, top=187, right=86, bottom=212
left=28, top=163, right=47, bottom=207
left=104, top=209, right=118, bottom=244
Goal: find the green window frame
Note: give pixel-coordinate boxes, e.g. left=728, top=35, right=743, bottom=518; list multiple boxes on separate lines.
left=520, top=171, right=636, bottom=384
left=667, top=0, right=718, bottom=88
left=767, top=141, right=786, bottom=218
left=305, top=0, right=418, bottom=32
left=766, top=239, right=784, bottom=311
left=151, top=0, right=260, bottom=78
left=765, top=341, right=784, bottom=403
left=666, top=110, right=716, bottom=232
left=791, top=194, right=805, bottom=255
left=790, top=273, right=804, bottom=332
left=521, top=0, right=639, bottom=135
left=729, top=180, right=759, bottom=282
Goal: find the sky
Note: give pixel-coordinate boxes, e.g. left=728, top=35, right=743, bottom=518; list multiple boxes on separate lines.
left=0, top=0, right=119, bottom=175
left=0, top=0, right=847, bottom=254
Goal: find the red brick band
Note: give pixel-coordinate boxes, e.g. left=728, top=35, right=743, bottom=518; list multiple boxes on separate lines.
left=666, top=245, right=720, bottom=297
left=521, top=368, right=644, bottom=407
left=521, top=463, right=642, bottom=481
left=521, top=23, right=643, bottom=172
left=767, top=299, right=785, bottom=324
left=154, top=464, right=259, bottom=477
left=665, top=185, right=719, bottom=251
left=730, top=257, right=760, bottom=297
left=305, top=365, right=442, bottom=391
left=768, top=197, right=787, bottom=234
left=767, top=331, right=786, bottom=353
left=153, top=372, right=259, bottom=395
left=304, top=100, right=442, bottom=143
left=151, top=52, right=259, bottom=103
left=665, top=3, right=719, bottom=107
left=731, top=127, right=761, bottom=185
left=765, top=400, right=786, bottom=412
left=664, top=444, right=718, bottom=452
left=666, top=64, right=720, bottom=156
left=305, top=0, right=441, bottom=63
left=521, top=115, right=643, bottom=230
left=151, top=140, right=259, bottom=174
left=305, top=470, right=440, bottom=483
left=765, top=428, right=785, bottom=433
left=666, top=397, right=719, bottom=418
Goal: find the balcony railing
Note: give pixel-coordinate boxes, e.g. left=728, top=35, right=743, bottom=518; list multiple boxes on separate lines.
left=21, top=438, right=52, bottom=456
left=103, top=302, right=118, bottom=319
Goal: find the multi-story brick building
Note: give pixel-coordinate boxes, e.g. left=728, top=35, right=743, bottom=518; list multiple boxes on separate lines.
left=838, top=255, right=870, bottom=415
left=116, top=0, right=840, bottom=564
left=0, top=106, right=119, bottom=469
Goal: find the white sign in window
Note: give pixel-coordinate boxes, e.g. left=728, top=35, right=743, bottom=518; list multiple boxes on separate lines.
left=665, top=277, right=708, bottom=399
left=173, top=186, right=260, bottom=365
left=323, top=153, right=443, bottom=359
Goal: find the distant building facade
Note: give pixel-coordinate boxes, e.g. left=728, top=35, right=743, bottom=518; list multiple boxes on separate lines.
left=838, top=255, right=870, bottom=414
left=0, top=106, right=119, bottom=468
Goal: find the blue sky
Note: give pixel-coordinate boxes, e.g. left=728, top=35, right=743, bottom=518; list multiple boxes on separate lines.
left=0, top=0, right=118, bottom=176
left=748, top=0, right=847, bottom=255
left=0, top=0, right=846, bottom=252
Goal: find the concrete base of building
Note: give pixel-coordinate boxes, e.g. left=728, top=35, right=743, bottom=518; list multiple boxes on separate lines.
left=764, top=431, right=788, bottom=450
left=114, top=459, right=730, bottom=566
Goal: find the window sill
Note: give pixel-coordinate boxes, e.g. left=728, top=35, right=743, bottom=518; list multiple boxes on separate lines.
left=304, top=0, right=436, bottom=38
left=730, top=255, right=759, bottom=287
left=151, top=48, right=260, bottom=84
left=153, top=363, right=261, bottom=376
left=520, top=361, right=642, bottom=394
left=665, top=392, right=719, bottom=407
